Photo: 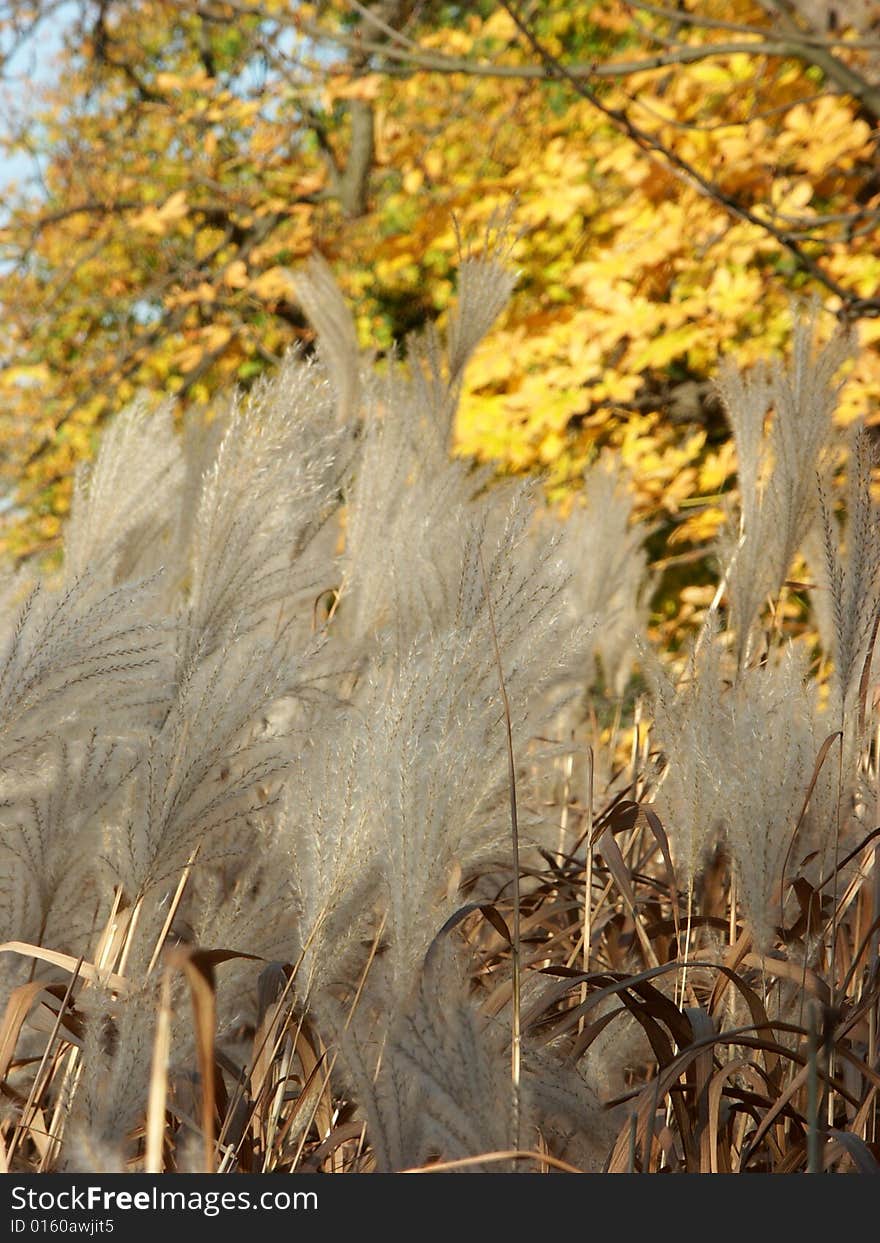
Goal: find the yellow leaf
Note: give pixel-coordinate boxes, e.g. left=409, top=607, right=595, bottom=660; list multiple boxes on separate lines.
left=158, top=190, right=189, bottom=223
left=175, top=326, right=232, bottom=373
left=132, top=190, right=189, bottom=236
left=174, top=344, right=206, bottom=373
left=0, top=363, right=50, bottom=387
left=628, top=326, right=702, bottom=372
left=202, top=324, right=232, bottom=352
left=222, top=260, right=249, bottom=289
left=698, top=441, right=737, bottom=492
left=250, top=267, right=293, bottom=301
left=155, top=72, right=184, bottom=92
left=668, top=507, right=725, bottom=546
left=424, top=151, right=443, bottom=180
left=329, top=74, right=382, bottom=102
left=168, top=281, right=216, bottom=307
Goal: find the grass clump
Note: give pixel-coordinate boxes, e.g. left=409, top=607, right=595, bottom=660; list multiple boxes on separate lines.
left=0, top=247, right=877, bottom=1175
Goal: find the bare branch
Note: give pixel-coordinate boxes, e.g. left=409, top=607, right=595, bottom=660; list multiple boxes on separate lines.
left=293, top=13, right=880, bottom=109
left=755, top=0, right=880, bottom=117
left=498, top=0, right=880, bottom=322
left=626, top=0, right=880, bottom=48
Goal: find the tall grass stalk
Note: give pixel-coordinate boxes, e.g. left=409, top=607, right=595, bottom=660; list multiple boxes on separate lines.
left=0, top=259, right=876, bottom=1174
left=478, top=545, right=522, bottom=1157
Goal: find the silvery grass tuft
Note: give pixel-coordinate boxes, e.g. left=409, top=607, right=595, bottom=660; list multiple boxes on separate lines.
left=1, top=247, right=875, bottom=1173
left=648, top=310, right=863, bottom=950
left=648, top=629, right=836, bottom=950
left=0, top=235, right=637, bottom=1171
left=717, top=312, right=853, bottom=670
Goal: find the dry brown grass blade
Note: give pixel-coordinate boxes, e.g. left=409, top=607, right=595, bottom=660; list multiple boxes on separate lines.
left=428, top=901, right=511, bottom=958
left=825, top=828, right=880, bottom=898
left=593, top=829, right=659, bottom=967
left=8, top=962, right=82, bottom=1169
left=535, top=965, right=701, bottom=1169
left=826, top=1129, right=880, bottom=1173
left=478, top=903, right=513, bottom=945
left=687, top=1004, right=716, bottom=1172
left=836, top=1043, right=880, bottom=1093
left=595, top=830, right=637, bottom=912
left=288, top=1024, right=336, bottom=1166
left=704, top=959, right=781, bottom=1086
left=607, top=1075, right=665, bottom=1172
left=858, top=610, right=880, bottom=736
left=850, top=1080, right=880, bottom=1146
left=632, top=1019, right=698, bottom=1171
left=17, top=1106, right=54, bottom=1167
left=532, top=962, right=694, bottom=1048
left=607, top=981, right=867, bottom=1174
left=780, top=730, right=843, bottom=923
left=169, top=947, right=219, bottom=1173
left=0, top=981, right=55, bottom=1086
left=639, top=804, right=680, bottom=947
left=345, top=910, right=386, bottom=1031
left=740, top=1053, right=826, bottom=1168
left=0, top=942, right=129, bottom=992
left=740, top=952, right=831, bottom=1004
left=216, top=961, right=299, bottom=1166
left=581, top=744, right=595, bottom=988
left=147, top=846, right=201, bottom=977
left=402, top=1149, right=582, bottom=1173
left=707, top=1058, right=768, bottom=1173
left=299, top=1121, right=365, bottom=1172
left=524, top=960, right=625, bottom=1030
left=567, top=1003, right=628, bottom=1062
left=145, top=967, right=173, bottom=1174
left=91, top=886, right=125, bottom=973
left=287, top=1041, right=337, bottom=1174
left=240, top=971, right=332, bottom=1173
left=609, top=1022, right=812, bottom=1172
left=271, top=1047, right=327, bottom=1162
left=708, top=925, right=752, bottom=1013
left=116, top=895, right=144, bottom=979
left=250, top=993, right=287, bottom=1142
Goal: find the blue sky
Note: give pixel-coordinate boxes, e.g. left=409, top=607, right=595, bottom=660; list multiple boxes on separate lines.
left=0, top=5, right=78, bottom=514
left=1, top=2, right=77, bottom=194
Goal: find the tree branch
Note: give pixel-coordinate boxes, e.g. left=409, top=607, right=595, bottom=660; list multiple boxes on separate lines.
left=499, top=0, right=880, bottom=322
left=626, top=0, right=880, bottom=48
left=755, top=0, right=880, bottom=119
left=337, top=97, right=374, bottom=217
left=293, top=13, right=880, bottom=111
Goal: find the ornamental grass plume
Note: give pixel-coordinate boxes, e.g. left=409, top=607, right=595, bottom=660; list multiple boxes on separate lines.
left=1, top=252, right=877, bottom=1175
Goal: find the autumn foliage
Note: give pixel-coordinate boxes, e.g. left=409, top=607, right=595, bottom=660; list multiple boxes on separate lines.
left=1, top=1, right=879, bottom=599
left=2, top=4, right=880, bottom=1177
